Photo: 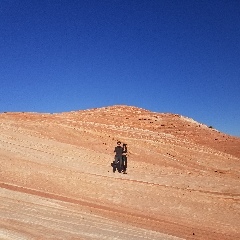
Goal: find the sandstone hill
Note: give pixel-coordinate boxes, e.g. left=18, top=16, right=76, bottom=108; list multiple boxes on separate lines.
left=0, top=105, right=240, bottom=239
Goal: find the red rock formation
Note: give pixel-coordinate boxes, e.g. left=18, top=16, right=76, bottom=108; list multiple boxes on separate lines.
left=0, top=105, right=240, bottom=239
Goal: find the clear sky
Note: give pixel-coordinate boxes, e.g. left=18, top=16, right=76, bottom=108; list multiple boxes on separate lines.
left=0, top=0, right=240, bottom=137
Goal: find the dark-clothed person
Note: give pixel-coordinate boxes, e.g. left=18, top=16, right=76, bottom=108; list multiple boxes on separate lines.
left=122, top=143, right=128, bottom=174
left=114, top=141, right=123, bottom=170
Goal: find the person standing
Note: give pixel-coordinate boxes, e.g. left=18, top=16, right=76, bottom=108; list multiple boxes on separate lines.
left=122, top=143, right=128, bottom=174
left=114, top=141, right=123, bottom=172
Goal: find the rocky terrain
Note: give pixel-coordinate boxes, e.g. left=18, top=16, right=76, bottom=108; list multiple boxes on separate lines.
left=0, top=105, right=240, bottom=239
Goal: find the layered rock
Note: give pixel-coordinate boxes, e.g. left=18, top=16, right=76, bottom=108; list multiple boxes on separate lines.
left=0, top=105, right=240, bottom=239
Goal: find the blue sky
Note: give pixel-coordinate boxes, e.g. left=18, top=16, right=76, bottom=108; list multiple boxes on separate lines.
left=0, top=0, right=239, bottom=137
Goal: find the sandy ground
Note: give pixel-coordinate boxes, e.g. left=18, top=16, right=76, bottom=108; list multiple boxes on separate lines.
left=0, top=105, right=240, bottom=239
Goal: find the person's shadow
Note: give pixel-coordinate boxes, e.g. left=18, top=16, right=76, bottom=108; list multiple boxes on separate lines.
left=111, top=160, right=121, bottom=173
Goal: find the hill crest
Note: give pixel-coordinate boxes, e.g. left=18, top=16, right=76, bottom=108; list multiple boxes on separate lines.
left=1, top=104, right=240, bottom=239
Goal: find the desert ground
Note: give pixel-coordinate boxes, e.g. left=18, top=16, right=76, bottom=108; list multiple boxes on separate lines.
left=1, top=105, right=240, bottom=240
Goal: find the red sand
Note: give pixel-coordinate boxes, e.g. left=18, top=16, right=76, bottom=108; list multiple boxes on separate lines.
left=1, top=105, right=240, bottom=239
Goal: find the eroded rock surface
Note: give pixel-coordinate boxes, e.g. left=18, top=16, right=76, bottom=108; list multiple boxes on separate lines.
left=1, top=105, right=240, bottom=239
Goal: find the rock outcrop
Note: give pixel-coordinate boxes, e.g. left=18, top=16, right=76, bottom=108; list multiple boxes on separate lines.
left=1, top=105, right=240, bottom=239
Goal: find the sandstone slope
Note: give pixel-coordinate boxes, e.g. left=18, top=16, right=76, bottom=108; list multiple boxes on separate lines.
left=1, top=105, right=240, bottom=239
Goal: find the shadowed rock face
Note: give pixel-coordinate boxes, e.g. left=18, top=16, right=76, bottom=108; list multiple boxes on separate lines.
left=1, top=105, right=240, bottom=240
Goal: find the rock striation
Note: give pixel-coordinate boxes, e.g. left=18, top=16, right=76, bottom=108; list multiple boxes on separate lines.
left=0, top=105, right=240, bottom=239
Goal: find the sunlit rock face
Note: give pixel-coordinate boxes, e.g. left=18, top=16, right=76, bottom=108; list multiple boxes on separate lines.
left=1, top=105, right=240, bottom=240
